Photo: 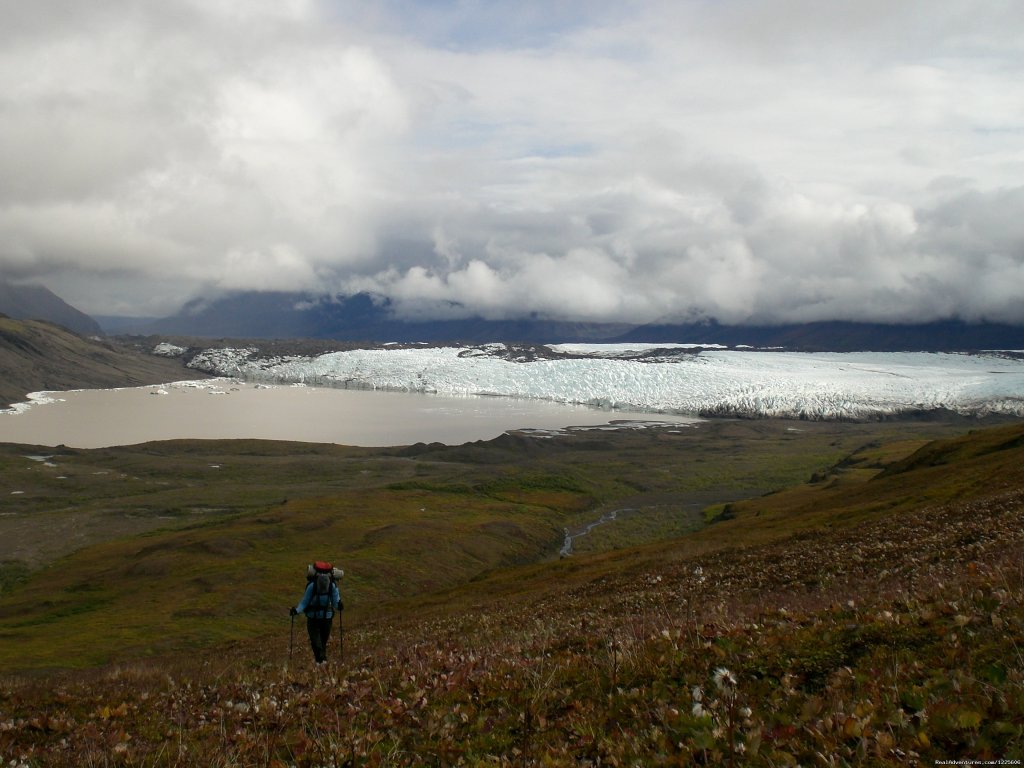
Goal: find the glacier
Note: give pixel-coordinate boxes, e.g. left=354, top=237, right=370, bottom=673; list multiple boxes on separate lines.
left=185, top=344, right=1024, bottom=421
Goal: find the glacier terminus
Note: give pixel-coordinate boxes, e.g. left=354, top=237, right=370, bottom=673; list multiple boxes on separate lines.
left=184, top=343, right=1024, bottom=422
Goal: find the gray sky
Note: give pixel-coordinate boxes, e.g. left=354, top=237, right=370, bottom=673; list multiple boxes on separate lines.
left=1, top=0, right=1022, bottom=324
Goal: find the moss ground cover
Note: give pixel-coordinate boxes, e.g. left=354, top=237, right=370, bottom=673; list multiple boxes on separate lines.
left=1, top=473, right=1021, bottom=765
left=0, top=417, right=1021, bottom=764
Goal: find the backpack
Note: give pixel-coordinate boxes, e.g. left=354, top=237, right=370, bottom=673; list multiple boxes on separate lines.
left=306, top=560, right=343, bottom=598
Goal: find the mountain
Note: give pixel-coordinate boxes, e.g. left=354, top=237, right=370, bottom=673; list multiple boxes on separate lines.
left=0, top=315, right=203, bottom=409
left=615, top=318, right=1024, bottom=352
left=121, top=291, right=631, bottom=344
left=0, top=281, right=103, bottom=336
left=128, top=289, right=1024, bottom=351
left=94, top=314, right=161, bottom=334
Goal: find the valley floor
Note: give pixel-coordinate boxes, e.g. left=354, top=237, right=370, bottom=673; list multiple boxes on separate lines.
left=2, top=457, right=1022, bottom=765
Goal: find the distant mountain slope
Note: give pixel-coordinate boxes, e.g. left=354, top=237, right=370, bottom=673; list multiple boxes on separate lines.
left=131, top=289, right=1024, bottom=350
left=0, top=281, right=103, bottom=336
left=127, top=291, right=630, bottom=344
left=615, top=318, right=1024, bottom=351
left=0, top=315, right=202, bottom=409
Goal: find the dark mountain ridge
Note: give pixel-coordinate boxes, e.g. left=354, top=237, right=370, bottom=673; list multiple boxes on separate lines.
left=118, top=289, right=1024, bottom=351
left=0, top=315, right=202, bottom=409
left=615, top=317, right=1024, bottom=352
left=0, top=281, right=102, bottom=336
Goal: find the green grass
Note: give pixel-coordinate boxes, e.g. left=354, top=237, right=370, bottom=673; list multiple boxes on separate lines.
left=0, top=416, right=1008, bottom=672
left=0, top=419, right=1022, bottom=765
left=0, top=484, right=573, bottom=668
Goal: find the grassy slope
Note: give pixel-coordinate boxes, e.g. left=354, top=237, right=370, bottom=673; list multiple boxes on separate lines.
left=0, top=421, right=1021, bottom=764
left=0, top=317, right=199, bottom=409
left=0, top=418, right=965, bottom=670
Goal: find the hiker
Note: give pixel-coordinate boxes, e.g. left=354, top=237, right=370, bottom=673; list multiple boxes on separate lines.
left=290, top=562, right=343, bottom=664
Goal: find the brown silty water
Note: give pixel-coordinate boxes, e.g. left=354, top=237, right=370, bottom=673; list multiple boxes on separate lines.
left=0, top=380, right=696, bottom=448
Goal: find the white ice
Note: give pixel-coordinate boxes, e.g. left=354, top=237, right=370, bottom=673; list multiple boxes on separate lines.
left=186, top=346, right=1024, bottom=420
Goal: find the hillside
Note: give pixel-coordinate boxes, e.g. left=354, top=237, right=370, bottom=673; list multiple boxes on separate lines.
left=0, top=316, right=202, bottom=409
left=0, top=419, right=1021, bottom=764
left=119, top=289, right=1024, bottom=350
left=0, top=282, right=102, bottom=337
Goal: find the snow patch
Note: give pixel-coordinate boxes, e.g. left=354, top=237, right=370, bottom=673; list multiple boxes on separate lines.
left=152, top=342, right=187, bottom=357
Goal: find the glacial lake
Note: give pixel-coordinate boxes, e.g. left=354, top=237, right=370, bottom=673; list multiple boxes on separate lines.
left=0, top=379, right=698, bottom=448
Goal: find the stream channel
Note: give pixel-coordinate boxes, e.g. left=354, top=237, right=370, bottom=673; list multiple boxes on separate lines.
left=560, top=509, right=636, bottom=557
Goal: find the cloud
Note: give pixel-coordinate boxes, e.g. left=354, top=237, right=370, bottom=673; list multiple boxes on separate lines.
left=1, top=0, right=1022, bottom=324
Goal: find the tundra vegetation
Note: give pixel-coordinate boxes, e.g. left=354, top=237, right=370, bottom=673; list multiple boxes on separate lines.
left=0, top=417, right=1021, bottom=766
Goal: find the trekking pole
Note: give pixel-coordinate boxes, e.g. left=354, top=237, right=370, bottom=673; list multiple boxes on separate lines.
left=289, top=613, right=295, bottom=662
left=338, top=609, right=344, bottom=663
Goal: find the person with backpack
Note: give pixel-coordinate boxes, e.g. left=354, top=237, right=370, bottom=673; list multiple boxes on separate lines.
left=290, top=561, right=343, bottom=664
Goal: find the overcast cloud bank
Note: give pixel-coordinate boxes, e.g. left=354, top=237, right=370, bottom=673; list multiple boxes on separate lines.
left=1, top=1, right=1022, bottom=324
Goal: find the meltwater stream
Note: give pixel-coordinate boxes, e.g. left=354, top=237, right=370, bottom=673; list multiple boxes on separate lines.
left=560, top=509, right=634, bottom=557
